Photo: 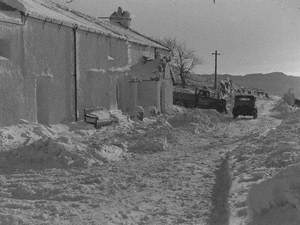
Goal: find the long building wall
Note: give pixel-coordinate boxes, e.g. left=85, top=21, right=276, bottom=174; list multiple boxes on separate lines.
left=0, top=17, right=165, bottom=126
left=0, top=60, right=26, bottom=126
left=23, top=18, right=75, bottom=124
left=0, top=21, right=27, bottom=126
left=77, top=31, right=129, bottom=117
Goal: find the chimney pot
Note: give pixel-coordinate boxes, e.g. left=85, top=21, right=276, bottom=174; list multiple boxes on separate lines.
left=110, top=7, right=131, bottom=28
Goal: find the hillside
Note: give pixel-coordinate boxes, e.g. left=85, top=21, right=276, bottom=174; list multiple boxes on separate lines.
left=189, top=72, right=300, bottom=98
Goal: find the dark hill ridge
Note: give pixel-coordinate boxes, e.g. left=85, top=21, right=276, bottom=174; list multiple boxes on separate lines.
left=189, top=72, right=300, bottom=98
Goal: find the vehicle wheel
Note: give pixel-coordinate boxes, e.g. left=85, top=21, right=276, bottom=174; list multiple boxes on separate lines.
left=224, top=107, right=228, bottom=114
left=253, top=109, right=258, bottom=119
left=175, top=101, right=184, bottom=107
left=216, top=107, right=222, bottom=113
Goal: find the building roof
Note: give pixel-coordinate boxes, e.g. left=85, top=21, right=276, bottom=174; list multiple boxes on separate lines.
left=0, top=0, right=168, bottom=50
left=96, top=19, right=168, bottom=50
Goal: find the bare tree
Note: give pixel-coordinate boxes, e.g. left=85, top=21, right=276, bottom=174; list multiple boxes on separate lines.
left=162, top=38, right=200, bottom=87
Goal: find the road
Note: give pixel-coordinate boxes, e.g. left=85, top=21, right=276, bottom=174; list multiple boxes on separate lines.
left=0, top=97, right=285, bottom=225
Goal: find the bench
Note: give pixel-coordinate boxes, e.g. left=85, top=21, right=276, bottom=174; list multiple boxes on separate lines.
left=84, top=107, right=118, bottom=129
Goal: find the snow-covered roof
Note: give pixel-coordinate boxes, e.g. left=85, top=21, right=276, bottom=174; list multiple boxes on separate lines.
left=97, top=19, right=168, bottom=50
left=0, top=10, right=22, bottom=25
left=0, top=0, right=168, bottom=50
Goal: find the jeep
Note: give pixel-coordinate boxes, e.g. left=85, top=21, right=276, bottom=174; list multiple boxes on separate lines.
left=232, top=95, right=257, bottom=119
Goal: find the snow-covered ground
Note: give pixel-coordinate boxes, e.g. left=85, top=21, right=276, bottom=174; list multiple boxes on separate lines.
left=228, top=98, right=300, bottom=225
left=0, top=96, right=298, bottom=225
left=0, top=107, right=226, bottom=225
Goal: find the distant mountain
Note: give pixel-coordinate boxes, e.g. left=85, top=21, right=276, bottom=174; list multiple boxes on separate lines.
left=189, top=72, right=300, bottom=98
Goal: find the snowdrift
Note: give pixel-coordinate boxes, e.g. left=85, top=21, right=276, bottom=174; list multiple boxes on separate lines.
left=248, top=163, right=300, bottom=225
left=270, top=98, right=298, bottom=119
left=0, top=110, right=133, bottom=171
left=242, top=105, right=300, bottom=225
left=0, top=107, right=184, bottom=171
left=0, top=138, right=88, bottom=170
left=168, top=107, right=227, bottom=133
left=0, top=135, right=129, bottom=172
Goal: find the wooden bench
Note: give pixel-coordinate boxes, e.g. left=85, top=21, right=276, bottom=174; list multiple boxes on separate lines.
left=84, top=107, right=118, bottom=129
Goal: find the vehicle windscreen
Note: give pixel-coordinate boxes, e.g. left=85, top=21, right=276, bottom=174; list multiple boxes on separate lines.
left=237, top=97, right=251, bottom=101
left=235, top=96, right=254, bottom=105
left=198, top=90, right=210, bottom=97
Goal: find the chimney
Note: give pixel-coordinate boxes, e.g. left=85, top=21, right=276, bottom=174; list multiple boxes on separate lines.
left=110, top=7, right=131, bottom=28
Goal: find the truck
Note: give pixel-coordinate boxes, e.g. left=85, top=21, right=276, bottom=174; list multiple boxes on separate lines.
left=173, top=88, right=227, bottom=113
left=232, top=95, right=257, bottom=119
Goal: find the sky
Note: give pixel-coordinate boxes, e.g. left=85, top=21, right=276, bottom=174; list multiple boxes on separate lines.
left=57, top=0, right=300, bottom=76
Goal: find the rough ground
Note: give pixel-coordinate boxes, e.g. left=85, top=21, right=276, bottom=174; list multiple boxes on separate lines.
left=229, top=99, right=300, bottom=225
left=0, top=96, right=297, bottom=225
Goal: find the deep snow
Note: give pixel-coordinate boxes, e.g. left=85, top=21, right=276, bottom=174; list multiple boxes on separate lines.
left=0, top=97, right=298, bottom=225
left=228, top=97, right=300, bottom=225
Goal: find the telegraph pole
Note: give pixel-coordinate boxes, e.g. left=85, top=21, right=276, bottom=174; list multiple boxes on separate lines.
left=212, top=50, right=220, bottom=90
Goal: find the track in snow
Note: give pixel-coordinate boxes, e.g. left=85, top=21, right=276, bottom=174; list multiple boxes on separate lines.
left=207, top=154, right=232, bottom=225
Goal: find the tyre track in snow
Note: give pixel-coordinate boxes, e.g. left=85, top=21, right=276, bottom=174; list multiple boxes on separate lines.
left=0, top=98, right=281, bottom=225
left=207, top=154, right=231, bottom=225
left=207, top=98, right=281, bottom=225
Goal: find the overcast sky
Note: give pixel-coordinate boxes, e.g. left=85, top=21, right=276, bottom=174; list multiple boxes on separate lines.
left=57, top=0, right=300, bottom=76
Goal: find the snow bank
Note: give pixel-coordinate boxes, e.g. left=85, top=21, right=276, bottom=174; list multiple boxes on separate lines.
left=125, top=118, right=171, bottom=154
left=0, top=138, right=91, bottom=170
left=94, top=144, right=128, bottom=162
left=0, top=213, right=24, bottom=225
left=166, top=105, right=187, bottom=115
left=247, top=163, right=300, bottom=225
left=110, top=109, right=134, bottom=131
left=168, top=108, right=226, bottom=133
left=271, top=98, right=298, bottom=119
left=129, top=136, right=168, bottom=154
left=0, top=136, right=129, bottom=171
left=0, top=121, right=57, bottom=151
left=0, top=107, right=182, bottom=171
left=0, top=110, right=133, bottom=170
